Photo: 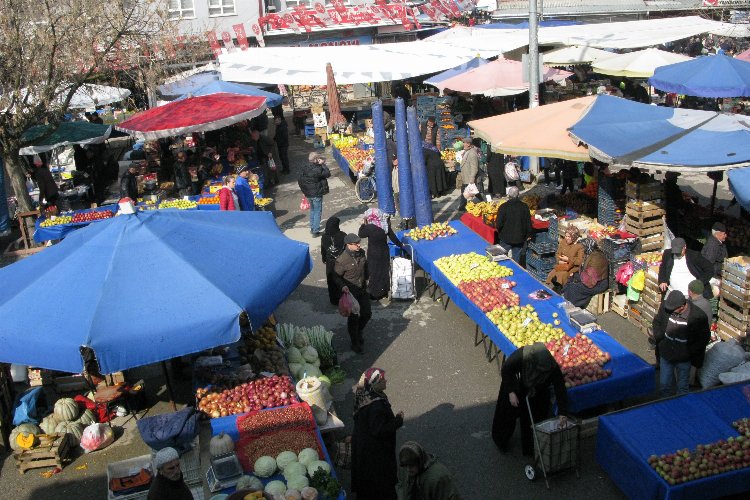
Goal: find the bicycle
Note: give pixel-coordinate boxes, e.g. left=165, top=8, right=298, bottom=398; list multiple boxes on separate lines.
left=354, top=159, right=377, bottom=203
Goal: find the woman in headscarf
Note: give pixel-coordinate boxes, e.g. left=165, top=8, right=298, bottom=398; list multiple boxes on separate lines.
left=321, top=217, right=347, bottom=305
left=358, top=208, right=404, bottom=300
left=352, top=368, right=404, bottom=500
left=546, top=226, right=584, bottom=290
left=397, top=441, right=463, bottom=500
left=491, top=343, right=568, bottom=456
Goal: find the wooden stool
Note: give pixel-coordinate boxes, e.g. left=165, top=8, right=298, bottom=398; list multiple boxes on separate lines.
left=94, top=385, right=137, bottom=424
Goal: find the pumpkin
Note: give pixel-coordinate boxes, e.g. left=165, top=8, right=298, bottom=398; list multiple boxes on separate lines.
left=9, top=423, right=42, bottom=451
left=39, top=414, right=59, bottom=435
left=16, top=432, right=37, bottom=449
left=209, top=432, right=234, bottom=457
left=77, top=409, right=96, bottom=426
left=53, top=398, right=79, bottom=422
left=55, top=420, right=84, bottom=445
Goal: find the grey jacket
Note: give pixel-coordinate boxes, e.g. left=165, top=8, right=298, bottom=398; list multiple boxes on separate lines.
left=701, top=235, right=727, bottom=278
left=459, top=147, right=479, bottom=185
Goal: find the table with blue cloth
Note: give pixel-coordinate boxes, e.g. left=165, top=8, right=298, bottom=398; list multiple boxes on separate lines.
left=403, top=220, right=654, bottom=413
left=34, top=206, right=117, bottom=243
left=596, top=383, right=750, bottom=499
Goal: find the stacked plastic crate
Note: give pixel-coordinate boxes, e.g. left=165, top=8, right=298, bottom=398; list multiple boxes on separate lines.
left=526, top=233, right=558, bottom=283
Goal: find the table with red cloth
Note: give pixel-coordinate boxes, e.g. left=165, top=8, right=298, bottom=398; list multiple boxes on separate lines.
left=459, top=213, right=551, bottom=244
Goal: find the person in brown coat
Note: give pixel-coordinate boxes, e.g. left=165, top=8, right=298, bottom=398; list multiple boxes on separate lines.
left=546, top=227, right=584, bottom=289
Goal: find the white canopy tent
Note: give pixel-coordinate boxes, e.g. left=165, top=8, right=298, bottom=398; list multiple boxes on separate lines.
left=219, top=41, right=482, bottom=85
left=591, top=48, right=692, bottom=78
left=67, top=84, right=131, bottom=109
left=542, top=45, right=617, bottom=66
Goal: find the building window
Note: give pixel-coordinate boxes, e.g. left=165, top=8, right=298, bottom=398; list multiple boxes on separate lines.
left=209, top=0, right=236, bottom=16
left=168, top=0, right=195, bottom=19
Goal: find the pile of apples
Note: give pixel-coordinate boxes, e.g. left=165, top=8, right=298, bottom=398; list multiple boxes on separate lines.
left=339, top=146, right=370, bottom=173
left=159, top=199, right=197, bottom=210
left=648, top=434, right=750, bottom=485
left=459, top=277, right=519, bottom=312
left=545, top=334, right=612, bottom=388
left=486, top=305, right=565, bottom=347
left=195, top=374, right=297, bottom=419
left=40, top=215, right=73, bottom=227
left=734, top=418, right=750, bottom=436
left=405, top=223, right=457, bottom=241
left=71, top=210, right=114, bottom=223
left=434, top=252, right=513, bottom=285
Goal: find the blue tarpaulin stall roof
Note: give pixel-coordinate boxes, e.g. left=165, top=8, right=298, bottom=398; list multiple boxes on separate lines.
left=0, top=210, right=311, bottom=374
left=171, top=80, right=283, bottom=108
left=728, top=167, right=750, bottom=212
left=158, top=71, right=220, bottom=97
left=424, top=57, right=490, bottom=87
left=649, top=54, right=750, bottom=98
left=569, top=94, right=750, bottom=172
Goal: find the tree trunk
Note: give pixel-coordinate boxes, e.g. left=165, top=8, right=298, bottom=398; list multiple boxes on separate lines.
left=2, top=148, right=34, bottom=213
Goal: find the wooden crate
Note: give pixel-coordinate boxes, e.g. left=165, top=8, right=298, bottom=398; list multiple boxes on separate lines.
left=716, top=320, right=746, bottom=342
left=626, top=200, right=665, bottom=217
left=718, top=300, right=750, bottom=327
left=640, top=238, right=664, bottom=253
left=721, top=283, right=750, bottom=310
left=13, top=433, right=73, bottom=474
left=586, top=290, right=612, bottom=315
left=611, top=294, right=629, bottom=318
left=625, top=212, right=663, bottom=229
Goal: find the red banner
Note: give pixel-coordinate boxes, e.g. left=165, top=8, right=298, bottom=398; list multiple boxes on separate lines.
left=233, top=24, right=249, bottom=50
left=206, top=31, right=222, bottom=57
left=221, top=31, right=235, bottom=51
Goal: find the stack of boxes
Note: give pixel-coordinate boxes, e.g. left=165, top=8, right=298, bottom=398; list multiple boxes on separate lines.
left=625, top=180, right=665, bottom=253
left=716, top=257, right=750, bottom=342
left=629, top=267, right=661, bottom=335
left=525, top=234, right=558, bottom=283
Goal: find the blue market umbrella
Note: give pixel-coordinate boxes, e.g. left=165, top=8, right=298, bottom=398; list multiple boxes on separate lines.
left=648, top=54, right=750, bottom=98
left=728, top=167, right=750, bottom=212
left=0, top=210, right=311, bottom=374
left=568, top=95, right=750, bottom=172
left=173, top=80, right=283, bottom=108
left=19, top=121, right=112, bottom=155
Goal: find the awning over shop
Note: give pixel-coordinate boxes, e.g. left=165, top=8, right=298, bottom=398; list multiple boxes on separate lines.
left=468, top=96, right=594, bottom=161
left=0, top=210, right=312, bottom=374
left=19, top=121, right=112, bottom=155
left=591, top=48, right=692, bottom=78
left=648, top=54, right=750, bottom=98
left=568, top=94, right=750, bottom=172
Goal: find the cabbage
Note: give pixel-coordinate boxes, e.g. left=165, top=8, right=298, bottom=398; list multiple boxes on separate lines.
left=307, top=460, right=331, bottom=477
left=318, top=375, right=331, bottom=387
left=236, top=474, right=263, bottom=490
left=293, top=332, right=309, bottom=348
left=286, top=347, right=304, bottom=364
left=301, top=346, right=318, bottom=363
left=288, top=363, right=303, bottom=378
left=301, top=363, right=321, bottom=378
left=253, top=455, right=277, bottom=477
left=287, top=475, right=309, bottom=490
left=312, top=358, right=321, bottom=368
left=265, top=480, right=287, bottom=496
left=283, top=461, right=307, bottom=480
left=276, top=450, right=298, bottom=470
left=297, top=448, right=319, bottom=467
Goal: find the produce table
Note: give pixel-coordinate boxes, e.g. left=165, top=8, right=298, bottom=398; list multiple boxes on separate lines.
left=459, top=213, right=550, bottom=244
left=596, top=383, right=750, bottom=499
left=404, top=221, right=654, bottom=413
left=34, top=206, right=117, bottom=243
left=331, top=144, right=355, bottom=178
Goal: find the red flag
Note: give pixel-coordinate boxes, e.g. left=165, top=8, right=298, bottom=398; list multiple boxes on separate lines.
left=311, top=0, right=333, bottom=25
left=430, top=0, right=452, bottom=18
left=233, top=24, right=249, bottom=50
left=248, top=17, right=265, bottom=48
left=221, top=31, right=235, bottom=51
left=206, top=31, right=222, bottom=57
left=293, top=6, right=313, bottom=32
left=438, top=0, right=461, bottom=17
left=410, top=7, right=422, bottom=29
left=421, top=4, right=440, bottom=21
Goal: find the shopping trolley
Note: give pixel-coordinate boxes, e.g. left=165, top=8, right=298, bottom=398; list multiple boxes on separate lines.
left=389, top=243, right=416, bottom=302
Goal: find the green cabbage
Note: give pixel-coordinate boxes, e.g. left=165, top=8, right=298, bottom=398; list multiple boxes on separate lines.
left=293, top=331, right=309, bottom=348
left=283, top=461, right=307, bottom=480
left=276, top=450, right=298, bottom=470
left=253, top=455, right=277, bottom=477
left=297, top=448, right=319, bottom=467
left=265, top=480, right=287, bottom=496
left=307, top=460, right=331, bottom=477
left=301, top=363, right=321, bottom=378
left=286, top=347, right=304, bottom=364
left=236, top=474, right=263, bottom=490
left=301, top=346, right=319, bottom=363
left=287, top=475, right=309, bottom=490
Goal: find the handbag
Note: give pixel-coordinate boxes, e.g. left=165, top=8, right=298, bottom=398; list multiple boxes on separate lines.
left=268, top=158, right=277, bottom=171
left=300, top=196, right=311, bottom=211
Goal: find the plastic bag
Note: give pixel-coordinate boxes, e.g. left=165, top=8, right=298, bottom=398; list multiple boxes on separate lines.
left=269, top=158, right=277, bottom=171
left=630, top=269, right=646, bottom=292
left=463, top=183, right=479, bottom=200
left=300, top=196, right=310, bottom=211
left=80, top=423, right=115, bottom=453
left=338, top=291, right=353, bottom=317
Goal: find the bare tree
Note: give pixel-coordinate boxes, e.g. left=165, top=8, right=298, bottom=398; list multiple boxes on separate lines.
left=0, top=0, right=200, bottom=212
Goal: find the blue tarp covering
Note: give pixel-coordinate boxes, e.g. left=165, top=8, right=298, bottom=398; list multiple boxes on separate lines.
left=597, top=383, right=750, bottom=499
left=0, top=210, right=311, bottom=374
left=424, top=57, right=489, bottom=87
left=158, top=71, right=220, bottom=96
left=569, top=95, right=750, bottom=172
left=649, top=54, right=750, bottom=98
left=729, top=167, right=750, bottom=212
left=172, top=80, right=283, bottom=108
left=405, top=221, right=655, bottom=413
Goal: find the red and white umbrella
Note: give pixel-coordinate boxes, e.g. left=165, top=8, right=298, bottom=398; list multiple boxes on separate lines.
left=326, top=63, right=347, bottom=131
left=116, top=93, right=267, bottom=140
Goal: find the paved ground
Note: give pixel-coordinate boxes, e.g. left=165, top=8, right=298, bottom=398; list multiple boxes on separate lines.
left=0, top=127, right=734, bottom=499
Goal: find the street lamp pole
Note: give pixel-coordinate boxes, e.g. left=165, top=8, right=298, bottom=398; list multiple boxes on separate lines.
left=529, top=0, right=540, bottom=109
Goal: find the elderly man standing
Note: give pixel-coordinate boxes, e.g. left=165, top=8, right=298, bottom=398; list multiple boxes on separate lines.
left=147, top=447, right=192, bottom=500
left=657, top=237, right=713, bottom=298
left=701, top=221, right=728, bottom=294
left=495, top=186, right=532, bottom=263
left=458, top=137, right=479, bottom=212
left=334, top=234, right=371, bottom=354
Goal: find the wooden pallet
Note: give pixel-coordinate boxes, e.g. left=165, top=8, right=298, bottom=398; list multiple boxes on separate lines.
left=716, top=320, right=746, bottom=342
left=626, top=200, right=665, bottom=217
left=13, top=433, right=73, bottom=473
left=718, top=299, right=750, bottom=325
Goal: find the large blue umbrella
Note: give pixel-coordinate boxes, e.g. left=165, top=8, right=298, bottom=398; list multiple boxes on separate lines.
left=728, top=168, right=750, bottom=212
left=648, top=54, right=750, bottom=97
left=568, top=95, right=750, bottom=172
left=0, top=210, right=311, bottom=374
left=173, top=80, right=283, bottom=108
left=424, top=57, right=489, bottom=87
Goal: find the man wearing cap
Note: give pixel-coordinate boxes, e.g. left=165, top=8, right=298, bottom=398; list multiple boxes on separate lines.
left=458, top=136, right=479, bottom=211
left=333, top=234, right=370, bottom=353
left=147, top=447, right=192, bottom=500
left=234, top=165, right=256, bottom=211
left=701, top=222, right=728, bottom=280
left=688, top=280, right=712, bottom=324
left=494, top=186, right=532, bottom=263
left=657, top=237, right=713, bottom=298
left=298, top=152, right=331, bottom=236
left=651, top=290, right=710, bottom=396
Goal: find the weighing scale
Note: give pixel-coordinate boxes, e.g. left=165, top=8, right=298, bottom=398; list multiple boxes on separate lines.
left=206, top=451, right=244, bottom=492
left=486, top=244, right=512, bottom=262
left=567, top=308, right=599, bottom=334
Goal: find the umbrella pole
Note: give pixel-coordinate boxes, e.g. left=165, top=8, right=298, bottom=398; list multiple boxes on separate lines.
left=162, top=361, right=177, bottom=411
left=710, top=178, right=718, bottom=216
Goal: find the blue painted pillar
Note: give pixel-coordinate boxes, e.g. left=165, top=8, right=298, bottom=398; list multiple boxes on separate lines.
left=372, top=100, right=395, bottom=215
left=407, top=107, right=433, bottom=227
left=394, top=98, right=415, bottom=220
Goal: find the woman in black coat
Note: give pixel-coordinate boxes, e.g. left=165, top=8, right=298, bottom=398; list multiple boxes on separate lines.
left=321, top=217, right=347, bottom=305
left=423, top=143, right=448, bottom=198
left=351, top=368, right=403, bottom=500
left=358, top=208, right=403, bottom=300
left=486, top=150, right=506, bottom=197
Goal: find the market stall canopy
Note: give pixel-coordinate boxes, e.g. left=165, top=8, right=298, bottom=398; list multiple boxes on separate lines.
left=591, top=48, right=692, bottom=78
left=728, top=167, right=750, bottom=212
left=648, top=54, right=750, bottom=97
left=218, top=41, right=479, bottom=85
left=423, top=57, right=489, bottom=87
left=433, top=58, right=572, bottom=97
left=19, top=121, right=112, bottom=155
left=0, top=210, right=312, bottom=374
left=542, top=45, right=617, bottom=66
left=158, top=66, right=220, bottom=96
left=468, top=96, right=594, bottom=161
left=170, top=80, right=283, bottom=108
left=115, top=93, right=267, bottom=140
left=735, top=48, right=750, bottom=62
left=67, top=84, right=131, bottom=109
left=568, top=94, right=750, bottom=172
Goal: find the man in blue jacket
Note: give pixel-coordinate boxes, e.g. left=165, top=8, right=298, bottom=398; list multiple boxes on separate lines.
left=234, top=165, right=255, bottom=211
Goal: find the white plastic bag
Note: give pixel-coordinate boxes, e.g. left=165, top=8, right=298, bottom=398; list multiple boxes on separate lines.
left=463, top=183, right=479, bottom=200
left=391, top=257, right=414, bottom=299
left=80, top=423, right=115, bottom=453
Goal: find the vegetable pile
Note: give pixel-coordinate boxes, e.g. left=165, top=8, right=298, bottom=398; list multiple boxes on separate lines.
left=195, top=375, right=297, bottom=418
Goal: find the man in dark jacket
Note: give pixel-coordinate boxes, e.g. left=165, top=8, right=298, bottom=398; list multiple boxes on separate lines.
left=297, top=152, right=330, bottom=235
left=120, top=166, right=138, bottom=201
left=651, top=290, right=710, bottom=396
left=34, top=161, right=59, bottom=210
left=334, top=234, right=371, bottom=353
left=495, top=186, right=532, bottom=263
left=173, top=151, right=192, bottom=197
left=658, top=237, right=713, bottom=299
left=273, top=116, right=290, bottom=174
left=701, top=221, right=728, bottom=279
